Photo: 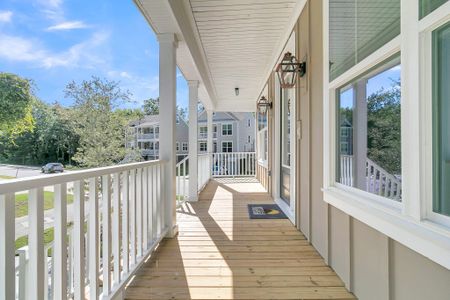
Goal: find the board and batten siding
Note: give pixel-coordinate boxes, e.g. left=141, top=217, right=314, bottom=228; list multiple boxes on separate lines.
left=268, top=1, right=450, bottom=299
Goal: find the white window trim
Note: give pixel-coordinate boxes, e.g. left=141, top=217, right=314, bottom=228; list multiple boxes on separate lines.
left=222, top=123, right=233, bottom=136
left=176, top=142, right=180, bottom=151
left=221, top=141, right=233, bottom=153
left=182, top=142, right=188, bottom=151
left=257, top=128, right=268, bottom=168
left=322, top=0, right=450, bottom=270
left=199, top=142, right=207, bottom=152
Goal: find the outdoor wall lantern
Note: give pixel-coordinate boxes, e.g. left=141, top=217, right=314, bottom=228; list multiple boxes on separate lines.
left=257, top=96, right=272, bottom=114
left=276, top=52, right=306, bottom=88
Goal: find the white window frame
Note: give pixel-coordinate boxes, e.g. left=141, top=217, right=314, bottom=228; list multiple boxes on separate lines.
left=258, top=128, right=268, bottom=167
left=221, top=141, right=233, bottom=153
left=322, top=0, right=450, bottom=270
left=176, top=142, right=180, bottom=152
left=222, top=123, right=233, bottom=136
left=199, top=142, right=207, bottom=152
left=182, top=142, right=188, bottom=152
left=419, top=1, right=450, bottom=228
left=199, top=126, right=207, bottom=139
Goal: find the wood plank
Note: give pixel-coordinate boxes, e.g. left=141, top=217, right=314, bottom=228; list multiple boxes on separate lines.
left=125, top=179, right=355, bottom=300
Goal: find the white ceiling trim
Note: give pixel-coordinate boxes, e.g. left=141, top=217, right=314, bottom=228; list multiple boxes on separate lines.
left=255, top=0, right=307, bottom=104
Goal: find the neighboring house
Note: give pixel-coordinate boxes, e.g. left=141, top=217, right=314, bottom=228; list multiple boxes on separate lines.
left=127, top=111, right=256, bottom=160
left=339, top=118, right=353, bottom=155
left=126, top=115, right=189, bottom=161
left=197, top=110, right=255, bottom=154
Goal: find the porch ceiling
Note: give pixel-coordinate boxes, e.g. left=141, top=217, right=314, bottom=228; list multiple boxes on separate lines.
left=134, top=0, right=305, bottom=112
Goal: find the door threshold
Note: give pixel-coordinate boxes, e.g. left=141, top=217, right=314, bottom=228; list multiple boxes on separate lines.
left=274, top=197, right=295, bottom=224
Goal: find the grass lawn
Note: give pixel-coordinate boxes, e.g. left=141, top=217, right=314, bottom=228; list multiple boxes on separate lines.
left=0, top=175, right=15, bottom=179
left=15, top=191, right=74, bottom=218
left=15, top=227, right=54, bottom=250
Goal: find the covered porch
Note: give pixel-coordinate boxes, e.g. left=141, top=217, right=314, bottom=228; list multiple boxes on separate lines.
left=125, top=178, right=354, bottom=300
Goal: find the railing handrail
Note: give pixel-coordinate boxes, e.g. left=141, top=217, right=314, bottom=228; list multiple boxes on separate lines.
left=214, top=151, right=256, bottom=155
left=0, top=160, right=166, bottom=194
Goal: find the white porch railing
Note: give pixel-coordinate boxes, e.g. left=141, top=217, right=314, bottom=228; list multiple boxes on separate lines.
left=1, top=160, right=168, bottom=300
left=340, top=155, right=402, bottom=200
left=198, top=154, right=211, bottom=190
left=212, top=152, right=256, bottom=177
left=176, top=156, right=189, bottom=203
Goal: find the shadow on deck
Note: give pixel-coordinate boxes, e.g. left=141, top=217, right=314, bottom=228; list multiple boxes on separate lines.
left=125, top=178, right=355, bottom=299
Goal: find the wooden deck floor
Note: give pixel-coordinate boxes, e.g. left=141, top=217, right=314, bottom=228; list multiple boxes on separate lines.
left=125, top=178, right=355, bottom=300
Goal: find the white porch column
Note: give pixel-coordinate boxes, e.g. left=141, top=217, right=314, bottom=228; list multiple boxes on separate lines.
left=188, top=80, right=199, bottom=201
left=158, top=33, right=178, bottom=237
left=207, top=110, right=214, bottom=177
left=353, top=79, right=367, bottom=190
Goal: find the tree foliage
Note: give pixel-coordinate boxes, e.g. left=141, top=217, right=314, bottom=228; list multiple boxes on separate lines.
left=0, top=100, right=79, bottom=165
left=0, top=73, right=35, bottom=138
left=65, top=77, right=138, bottom=168
left=367, top=81, right=401, bottom=174
left=143, top=97, right=188, bottom=121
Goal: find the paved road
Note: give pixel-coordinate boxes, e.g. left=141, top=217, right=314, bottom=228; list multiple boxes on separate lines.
left=0, top=164, right=42, bottom=181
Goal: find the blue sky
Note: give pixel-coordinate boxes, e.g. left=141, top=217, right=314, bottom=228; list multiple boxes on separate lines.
left=340, top=65, right=401, bottom=109
left=0, top=0, right=189, bottom=109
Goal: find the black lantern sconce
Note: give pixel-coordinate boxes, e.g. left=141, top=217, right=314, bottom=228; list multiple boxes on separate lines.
left=276, top=52, right=306, bottom=89
left=257, top=96, right=272, bottom=115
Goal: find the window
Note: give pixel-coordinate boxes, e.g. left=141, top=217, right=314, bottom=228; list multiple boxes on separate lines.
left=248, top=119, right=251, bottom=127
left=182, top=142, right=188, bottom=151
left=433, top=22, right=450, bottom=216
left=199, top=142, right=207, bottom=152
left=420, top=0, right=449, bottom=19
left=248, top=136, right=251, bottom=143
left=222, top=141, right=233, bottom=153
left=213, top=124, right=217, bottom=138
left=329, top=0, right=400, bottom=81
left=336, top=57, right=402, bottom=201
left=199, top=126, right=207, bottom=139
left=176, top=142, right=180, bottom=152
left=222, top=124, right=232, bottom=136
left=149, top=142, right=154, bottom=150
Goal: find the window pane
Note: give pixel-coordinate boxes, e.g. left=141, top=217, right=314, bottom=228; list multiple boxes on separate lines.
left=337, top=58, right=402, bottom=201
left=433, top=22, right=450, bottom=216
left=420, top=0, right=449, bottom=19
left=329, top=0, right=400, bottom=81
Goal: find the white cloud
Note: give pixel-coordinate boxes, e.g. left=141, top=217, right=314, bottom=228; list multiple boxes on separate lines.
left=106, top=70, right=159, bottom=102
left=47, top=21, right=89, bottom=31
left=0, top=10, right=13, bottom=23
left=0, top=31, right=110, bottom=69
left=37, top=0, right=62, bottom=9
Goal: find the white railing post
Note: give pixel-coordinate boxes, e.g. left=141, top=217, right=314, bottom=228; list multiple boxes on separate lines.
left=129, top=169, right=136, bottom=266
left=207, top=110, right=214, bottom=179
left=0, top=193, right=14, bottom=300
left=158, top=32, right=178, bottom=237
left=73, top=181, right=85, bottom=300
left=121, top=171, right=129, bottom=275
left=88, top=177, right=99, bottom=299
left=188, top=80, right=199, bottom=201
left=142, top=167, right=149, bottom=249
left=54, top=183, right=68, bottom=300
left=102, top=175, right=112, bottom=296
left=136, top=168, right=143, bottom=258
left=28, top=188, right=45, bottom=299
left=112, top=172, right=121, bottom=285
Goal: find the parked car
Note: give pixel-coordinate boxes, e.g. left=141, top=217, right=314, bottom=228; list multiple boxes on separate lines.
left=41, top=163, right=64, bottom=174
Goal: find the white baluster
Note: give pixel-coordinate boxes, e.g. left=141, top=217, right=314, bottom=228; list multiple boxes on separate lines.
left=136, top=168, right=143, bottom=258
left=88, top=177, right=99, bottom=299
left=143, top=167, right=149, bottom=250
left=102, top=175, right=112, bottom=296
left=121, top=171, right=129, bottom=275
left=54, top=183, right=67, bottom=300
left=129, top=169, right=136, bottom=265
left=0, top=193, right=15, bottom=300
left=73, top=181, right=85, bottom=300
left=112, top=172, right=121, bottom=284
left=28, top=188, right=45, bottom=299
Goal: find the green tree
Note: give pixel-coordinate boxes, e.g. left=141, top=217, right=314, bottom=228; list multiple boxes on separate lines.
left=367, top=81, right=401, bottom=174
left=0, top=73, right=35, bottom=138
left=142, top=97, right=188, bottom=122
left=65, top=77, right=133, bottom=168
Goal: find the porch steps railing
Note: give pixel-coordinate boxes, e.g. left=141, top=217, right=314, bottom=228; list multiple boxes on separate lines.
left=340, top=155, right=402, bottom=200
left=1, top=160, right=168, bottom=300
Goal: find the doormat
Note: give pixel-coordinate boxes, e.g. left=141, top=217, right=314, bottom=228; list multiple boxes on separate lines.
left=247, top=204, right=287, bottom=219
